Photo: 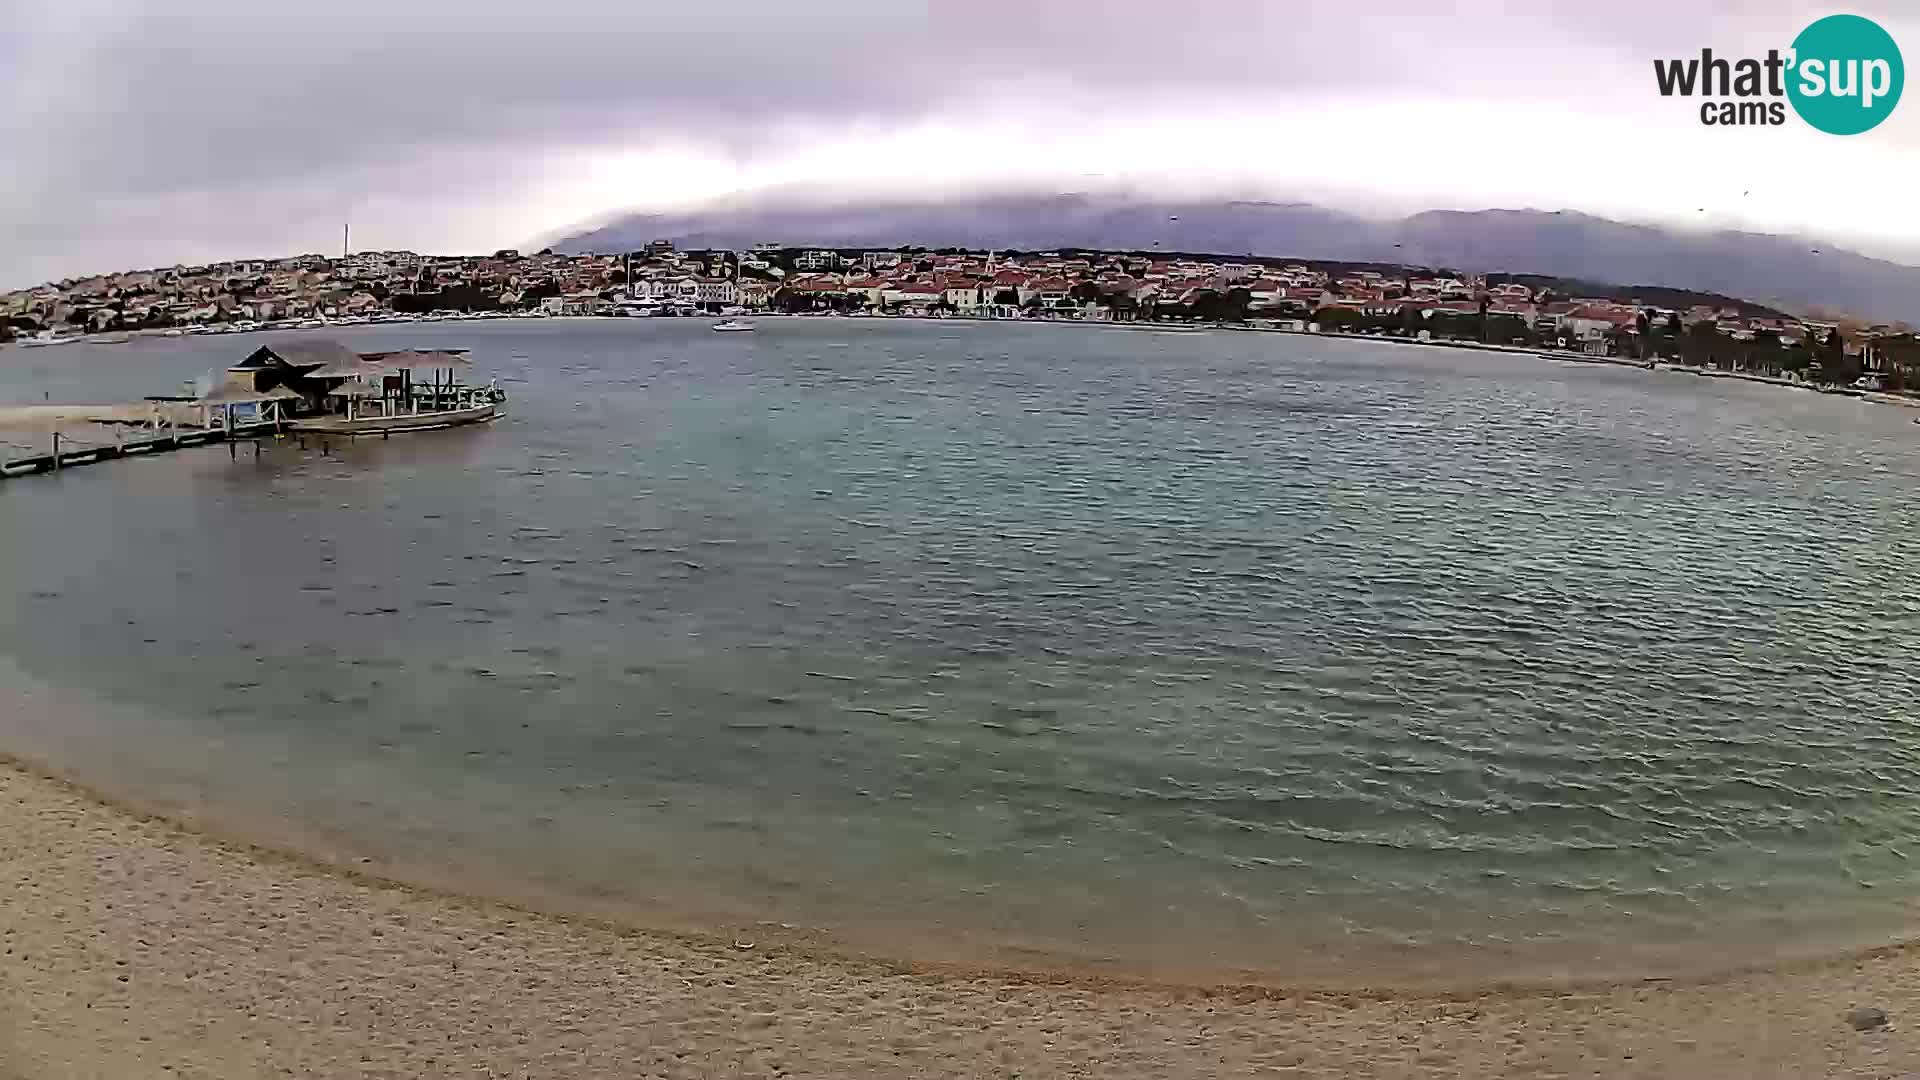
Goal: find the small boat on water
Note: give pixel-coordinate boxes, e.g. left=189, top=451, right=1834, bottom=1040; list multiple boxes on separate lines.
left=289, top=395, right=503, bottom=435
left=711, top=318, right=754, bottom=333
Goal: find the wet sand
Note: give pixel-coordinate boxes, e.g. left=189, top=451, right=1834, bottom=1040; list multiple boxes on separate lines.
left=0, top=760, right=1916, bottom=1078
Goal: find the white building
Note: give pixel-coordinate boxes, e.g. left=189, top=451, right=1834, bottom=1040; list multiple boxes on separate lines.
left=687, top=278, right=738, bottom=306
left=629, top=277, right=687, bottom=302
left=795, top=250, right=841, bottom=271
left=880, top=284, right=944, bottom=308
left=943, top=285, right=983, bottom=311
left=632, top=277, right=739, bottom=307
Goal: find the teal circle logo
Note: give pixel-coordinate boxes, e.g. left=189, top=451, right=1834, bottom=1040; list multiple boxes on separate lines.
left=1788, top=14, right=1903, bottom=135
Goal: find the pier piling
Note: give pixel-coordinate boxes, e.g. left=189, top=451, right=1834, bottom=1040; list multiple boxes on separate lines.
left=2, top=421, right=280, bottom=481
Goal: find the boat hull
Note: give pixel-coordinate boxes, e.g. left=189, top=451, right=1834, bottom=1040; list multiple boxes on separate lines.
left=287, top=402, right=502, bottom=435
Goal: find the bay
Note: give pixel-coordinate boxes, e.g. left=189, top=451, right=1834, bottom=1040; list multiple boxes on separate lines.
left=3, top=317, right=1919, bottom=985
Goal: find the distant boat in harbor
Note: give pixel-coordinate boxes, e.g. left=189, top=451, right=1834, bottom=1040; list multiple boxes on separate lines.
left=712, top=318, right=754, bottom=333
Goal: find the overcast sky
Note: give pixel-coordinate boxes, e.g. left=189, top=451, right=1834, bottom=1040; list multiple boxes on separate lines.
left=3, top=1, right=1917, bottom=289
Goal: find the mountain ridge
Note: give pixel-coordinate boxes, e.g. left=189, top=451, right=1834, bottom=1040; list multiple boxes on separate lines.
left=548, top=194, right=1920, bottom=323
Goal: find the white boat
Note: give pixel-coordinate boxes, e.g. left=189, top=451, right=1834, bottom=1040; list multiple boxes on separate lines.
left=711, top=318, right=754, bottom=333
left=288, top=398, right=503, bottom=436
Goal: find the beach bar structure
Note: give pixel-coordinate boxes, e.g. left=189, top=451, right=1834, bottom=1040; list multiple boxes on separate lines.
left=200, top=340, right=496, bottom=432
left=1, top=337, right=501, bottom=479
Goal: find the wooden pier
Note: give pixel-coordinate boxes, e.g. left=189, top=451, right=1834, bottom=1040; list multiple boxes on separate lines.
left=1, top=337, right=498, bottom=481
left=0, top=421, right=278, bottom=480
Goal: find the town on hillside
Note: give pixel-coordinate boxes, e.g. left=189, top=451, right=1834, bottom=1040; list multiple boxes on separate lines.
left=7, top=242, right=1920, bottom=390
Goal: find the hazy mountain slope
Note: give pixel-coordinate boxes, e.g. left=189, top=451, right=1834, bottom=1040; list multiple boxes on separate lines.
left=550, top=195, right=1920, bottom=322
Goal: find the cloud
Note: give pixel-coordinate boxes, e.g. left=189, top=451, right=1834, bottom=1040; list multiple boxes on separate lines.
left=4, top=0, right=1918, bottom=288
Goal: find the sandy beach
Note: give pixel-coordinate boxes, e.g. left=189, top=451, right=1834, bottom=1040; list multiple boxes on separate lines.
left=0, top=760, right=1912, bottom=1077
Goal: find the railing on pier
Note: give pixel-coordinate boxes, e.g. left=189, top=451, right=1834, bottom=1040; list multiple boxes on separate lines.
left=0, top=421, right=278, bottom=480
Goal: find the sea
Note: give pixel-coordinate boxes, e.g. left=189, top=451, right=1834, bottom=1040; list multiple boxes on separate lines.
left=3, top=317, right=1920, bottom=986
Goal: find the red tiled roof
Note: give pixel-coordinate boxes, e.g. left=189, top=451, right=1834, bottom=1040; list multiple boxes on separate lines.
left=1567, top=305, right=1638, bottom=325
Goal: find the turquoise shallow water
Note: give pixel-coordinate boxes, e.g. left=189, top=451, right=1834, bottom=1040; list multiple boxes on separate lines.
left=4, top=319, right=1920, bottom=985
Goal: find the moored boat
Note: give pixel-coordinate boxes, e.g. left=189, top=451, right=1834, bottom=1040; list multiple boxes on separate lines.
left=287, top=398, right=502, bottom=435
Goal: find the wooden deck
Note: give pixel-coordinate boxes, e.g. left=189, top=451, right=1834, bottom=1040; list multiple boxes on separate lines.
left=0, top=422, right=278, bottom=480
left=286, top=401, right=501, bottom=436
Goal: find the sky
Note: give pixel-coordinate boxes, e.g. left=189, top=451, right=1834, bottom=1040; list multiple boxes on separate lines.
left=3, top=1, right=1918, bottom=290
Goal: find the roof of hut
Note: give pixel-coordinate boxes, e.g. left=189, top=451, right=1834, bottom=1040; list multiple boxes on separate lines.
left=232, top=339, right=362, bottom=373
left=361, top=348, right=472, bottom=369
left=302, top=355, right=390, bottom=380
left=198, top=382, right=305, bottom=406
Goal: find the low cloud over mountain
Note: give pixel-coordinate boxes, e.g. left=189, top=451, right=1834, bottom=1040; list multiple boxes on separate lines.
left=553, top=194, right=1920, bottom=323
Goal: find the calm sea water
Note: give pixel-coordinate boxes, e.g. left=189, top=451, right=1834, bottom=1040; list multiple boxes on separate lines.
left=4, top=318, right=1920, bottom=985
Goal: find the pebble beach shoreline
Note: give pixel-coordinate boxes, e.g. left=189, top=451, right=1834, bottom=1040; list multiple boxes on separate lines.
left=1, top=760, right=1918, bottom=1078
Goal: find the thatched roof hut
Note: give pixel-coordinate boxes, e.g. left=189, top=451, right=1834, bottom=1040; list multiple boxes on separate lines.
left=363, top=348, right=472, bottom=370
left=233, top=339, right=361, bottom=373
left=198, top=383, right=305, bottom=406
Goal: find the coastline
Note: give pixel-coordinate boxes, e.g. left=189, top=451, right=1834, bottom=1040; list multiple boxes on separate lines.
left=1, top=754, right=1917, bottom=1077
left=11, top=312, right=1910, bottom=417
